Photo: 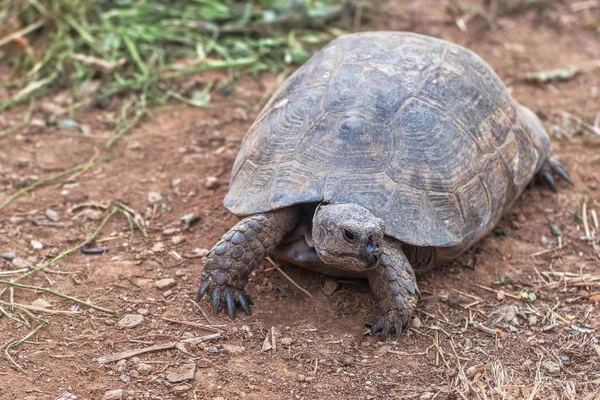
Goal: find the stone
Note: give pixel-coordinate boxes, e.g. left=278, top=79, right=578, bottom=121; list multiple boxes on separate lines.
left=31, top=240, right=43, bottom=250
left=341, top=356, right=355, bottom=366
left=117, top=314, right=144, bottom=329
left=46, top=209, right=60, bottom=222
left=411, top=316, right=422, bottom=329
left=280, top=337, right=293, bottom=347
left=542, top=360, right=560, bottom=375
left=222, top=344, right=245, bottom=355
left=193, top=248, right=210, bottom=257
left=137, top=363, right=154, bottom=375
left=323, top=279, right=339, bottom=296
left=166, top=364, right=196, bottom=383
left=103, top=389, right=123, bottom=400
left=171, top=235, right=185, bottom=245
left=32, top=298, right=53, bottom=309
left=10, top=257, right=30, bottom=270
left=148, top=192, right=162, bottom=203
left=151, top=242, right=165, bottom=253
left=1, top=252, right=16, bottom=261
left=205, top=176, right=219, bottom=189
left=155, top=278, right=176, bottom=290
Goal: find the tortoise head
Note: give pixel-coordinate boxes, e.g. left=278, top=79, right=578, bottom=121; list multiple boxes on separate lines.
left=312, top=203, right=384, bottom=272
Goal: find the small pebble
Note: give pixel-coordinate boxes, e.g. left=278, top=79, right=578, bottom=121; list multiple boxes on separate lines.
left=1, top=252, right=16, bottom=261
left=342, top=356, right=355, bottom=366
left=166, top=364, right=196, bottom=383
left=9, top=216, right=21, bottom=224
left=280, top=337, right=293, bottom=347
left=32, top=298, right=53, bottom=309
left=151, top=242, right=165, bottom=253
left=137, top=363, right=154, bottom=375
left=148, top=192, right=162, bottom=203
left=120, top=374, right=131, bottom=383
left=103, top=389, right=123, bottom=400
left=323, top=279, right=339, bottom=296
left=206, top=346, right=219, bottom=354
left=222, top=344, right=245, bottom=355
left=542, top=360, right=560, bottom=375
left=171, top=235, right=185, bottom=245
left=162, top=289, right=173, bottom=298
left=528, top=315, right=538, bottom=326
left=194, top=248, right=210, bottom=257
left=117, top=314, right=144, bottom=329
left=155, top=278, right=176, bottom=290
left=137, top=308, right=149, bottom=316
left=205, top=176, right=219, bottom=189
left=56, top=393, right=77, bottom=400
left=31, top=240, right=43, bottom=250
left=297, top=374, right=306, bottom=382
left=10, top=257, right=30, bottom=270
left=45, top=208, right=60, bottom=222
left=411, top=316, right=422, bottom=329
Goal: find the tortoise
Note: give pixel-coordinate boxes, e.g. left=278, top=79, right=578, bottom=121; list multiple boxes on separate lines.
left=196, top=31, right=572, bottom=338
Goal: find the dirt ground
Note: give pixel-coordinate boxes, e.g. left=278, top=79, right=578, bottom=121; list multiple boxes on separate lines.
left=1, top=1, right=600, bottom=399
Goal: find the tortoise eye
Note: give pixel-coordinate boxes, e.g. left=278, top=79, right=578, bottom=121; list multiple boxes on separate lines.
left=342, top=229, right=355, bottom=243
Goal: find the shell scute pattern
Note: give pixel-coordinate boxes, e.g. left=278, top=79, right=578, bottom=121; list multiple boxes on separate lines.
left=224, top=32, right=551, bottom=248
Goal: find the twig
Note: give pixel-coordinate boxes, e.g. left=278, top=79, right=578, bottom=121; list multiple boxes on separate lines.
left=471, top=322, right=497, bottom=336
left=583, top=200, right=591, bottom=239
left=473, top=284, right=522, bottom=301
left=0, top=269, right=29, bottom=277
left=0, top=280, right=117, bottom=314
left=0, top=207, right=120, bottom=299
left=0, top=19, right=45, bottom=48
left=266, top=257, right=313, bottom=298
left=160, top=317, right=225, bottom=333
left=571, top=0, right=600, bottom=12
left=5, top=317, right=48, bottom=372
left=97, top=333, right=220, bottom=364
left=188, top=299, right=218, bottom=326
left=0, top=153, right=102, bottom=211
left=1, top=301, right=80, bottom=315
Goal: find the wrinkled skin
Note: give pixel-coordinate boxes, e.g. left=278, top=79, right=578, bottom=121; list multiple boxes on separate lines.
left=198, top=203, right=418, bottom=339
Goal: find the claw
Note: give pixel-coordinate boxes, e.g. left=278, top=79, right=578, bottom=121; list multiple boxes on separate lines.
left=370, top=316, right=382, bottom=334
left=380, top=320, right=391, bottom=339
left=238, top=293, right=252, bottom=315
left=543, top=171, right=557, bottom=192
left=554, top=166, right=573, bottom=185
left=394, top=319, right=404, bottom=339
left=225, top=291, right=237, bottom=319
left=211, top=288, right=221, bottom=314
left=196, top=281, right=211, bottom=301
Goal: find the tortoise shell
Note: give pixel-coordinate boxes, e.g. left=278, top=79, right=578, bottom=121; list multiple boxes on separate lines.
left=223, top=32, right=549, bottom=248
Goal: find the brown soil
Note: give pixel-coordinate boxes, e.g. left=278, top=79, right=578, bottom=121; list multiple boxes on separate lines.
left=1, top=1, right=599, bottom=399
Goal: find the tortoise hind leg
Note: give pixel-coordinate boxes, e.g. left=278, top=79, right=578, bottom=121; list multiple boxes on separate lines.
left=538, top=154, right=573, bottom=192
left=367, top=238, right=419, bottom=339
left=197, top=208, right=298, bottom=318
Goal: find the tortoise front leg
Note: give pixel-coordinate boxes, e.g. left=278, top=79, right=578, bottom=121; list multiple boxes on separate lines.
left=367, top=238, right=419, bottom=339
left=197, top=208, right=298, bottom=318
